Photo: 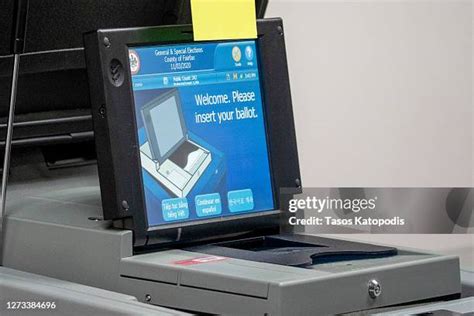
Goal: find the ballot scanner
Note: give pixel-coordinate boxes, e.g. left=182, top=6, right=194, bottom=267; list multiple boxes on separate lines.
left=1, top=19, right=461, bottom=315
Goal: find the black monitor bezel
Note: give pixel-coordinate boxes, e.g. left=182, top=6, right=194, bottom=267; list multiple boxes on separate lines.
left=84, top=18, right=302, bottom=248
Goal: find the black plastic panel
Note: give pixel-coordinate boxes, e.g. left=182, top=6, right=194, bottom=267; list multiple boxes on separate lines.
left=0, top=0, right=14, bottom=55
left=24, top=0, right=178, bottom=53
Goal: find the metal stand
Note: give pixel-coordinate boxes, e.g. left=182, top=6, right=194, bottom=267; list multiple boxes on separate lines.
left=0, top=0, right=28, bottom=265
left=0, top=54, right=20, bottom=265
left=1, top=54, right=20, bottom=214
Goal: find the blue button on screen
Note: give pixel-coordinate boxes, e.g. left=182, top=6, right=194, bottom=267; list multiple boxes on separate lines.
left=228, top=189, right=254, bottom=213
left=162, top=198, right=189, bottom=222
left=195, top=193, right=222, bottom=217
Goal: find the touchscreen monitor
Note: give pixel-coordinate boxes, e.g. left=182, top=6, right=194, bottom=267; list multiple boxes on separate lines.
left=129, top=40, right=275, bottom=227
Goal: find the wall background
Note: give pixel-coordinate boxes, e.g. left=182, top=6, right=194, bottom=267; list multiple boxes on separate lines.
left=266, top=0, right=472, bottom=187
left=266, top=0, right=473, bottom=269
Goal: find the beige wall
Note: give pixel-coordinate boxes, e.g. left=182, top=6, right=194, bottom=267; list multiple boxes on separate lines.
left=266, top=0, right=473, bottom=187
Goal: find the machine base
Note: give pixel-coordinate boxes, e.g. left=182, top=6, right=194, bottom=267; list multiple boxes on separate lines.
left=2, top=165, right=462, bottom=316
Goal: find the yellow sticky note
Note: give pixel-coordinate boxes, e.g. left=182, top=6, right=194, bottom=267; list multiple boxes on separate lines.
left=191, top=0, right=257, bottom=41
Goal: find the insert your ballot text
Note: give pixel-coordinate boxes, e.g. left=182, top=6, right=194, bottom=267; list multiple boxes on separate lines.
left=194, top=90, right=259, bottom=125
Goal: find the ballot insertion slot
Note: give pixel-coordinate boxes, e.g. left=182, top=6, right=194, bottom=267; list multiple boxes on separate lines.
left=216, top=236, right=326, bottom=252
left=184, top=235, right=398, bottom=267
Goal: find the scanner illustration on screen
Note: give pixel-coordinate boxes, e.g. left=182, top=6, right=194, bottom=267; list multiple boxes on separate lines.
left=139, top=89, right=212, bottom=197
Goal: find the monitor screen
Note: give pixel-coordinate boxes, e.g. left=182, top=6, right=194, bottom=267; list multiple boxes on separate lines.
left=129, top=40, right=274, bottom=227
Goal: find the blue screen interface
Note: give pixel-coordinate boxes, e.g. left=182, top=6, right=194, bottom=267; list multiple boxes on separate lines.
left=129, top=40, right=275, bottom=227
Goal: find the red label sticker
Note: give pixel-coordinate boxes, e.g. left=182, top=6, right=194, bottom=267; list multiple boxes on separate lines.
left=173, top=256, right=227, bottom=266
